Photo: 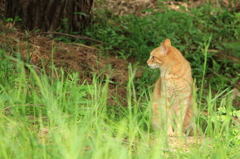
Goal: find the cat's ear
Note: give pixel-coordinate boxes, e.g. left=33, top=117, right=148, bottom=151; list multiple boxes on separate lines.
left=163, top=38, right=171, bottom=46
left=159, top=42, right=169, bottom=55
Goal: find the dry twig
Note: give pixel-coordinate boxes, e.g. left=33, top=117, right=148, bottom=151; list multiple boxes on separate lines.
left=32, top=32, right=104, bottom=44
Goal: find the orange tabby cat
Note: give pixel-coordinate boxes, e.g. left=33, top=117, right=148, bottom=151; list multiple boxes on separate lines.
left=147, top=39, right=195, bottom=136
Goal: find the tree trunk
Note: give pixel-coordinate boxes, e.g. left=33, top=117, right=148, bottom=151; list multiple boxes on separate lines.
left=4, top=0, right=93, bottom=33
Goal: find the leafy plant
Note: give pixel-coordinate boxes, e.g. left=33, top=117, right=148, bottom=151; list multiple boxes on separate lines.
left=4, top=16, right=22, bottom=22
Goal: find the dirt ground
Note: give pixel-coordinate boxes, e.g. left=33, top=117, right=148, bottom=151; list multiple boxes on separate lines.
left=0, top=21, right=145, bottom=108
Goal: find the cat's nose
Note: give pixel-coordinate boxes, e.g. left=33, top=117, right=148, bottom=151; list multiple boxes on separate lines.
left=147, top=59, right=150, bottom=64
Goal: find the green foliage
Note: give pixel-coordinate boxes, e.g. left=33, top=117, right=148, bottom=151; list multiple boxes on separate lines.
left=4, top=16, right=22, bottom=22
left=85, top=2, right=240, bottom=92
left=203, top=91, right=240, bottom=150
left=73, top=12, right=88, bottom=17
left=0, top=49, right=18, bottom=87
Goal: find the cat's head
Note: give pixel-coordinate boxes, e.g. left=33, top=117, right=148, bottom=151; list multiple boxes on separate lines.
left=147, top=38, right=176, bottom=70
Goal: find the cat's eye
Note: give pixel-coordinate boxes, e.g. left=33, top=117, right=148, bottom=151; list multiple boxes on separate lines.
left=151, top=56, right=155, bottom=59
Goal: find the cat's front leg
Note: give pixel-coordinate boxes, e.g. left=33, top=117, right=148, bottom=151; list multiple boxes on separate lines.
left=152, top=102, right=162, bottom=130
left=175, top=105, right=188, bottom=136
left=166, top=113, right=174, bottom=136
left=167, top=125, right=174, bottom=136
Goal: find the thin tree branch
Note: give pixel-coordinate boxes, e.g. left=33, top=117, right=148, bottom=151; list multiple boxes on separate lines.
left=3, top=104, right=45, bottom=111
left=32, top=32, right=104, bottom=44
left=210, top=69, right=240, bottom=90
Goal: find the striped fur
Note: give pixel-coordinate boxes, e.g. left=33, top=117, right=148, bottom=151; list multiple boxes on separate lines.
left=147, top=39, right=196, bottom=136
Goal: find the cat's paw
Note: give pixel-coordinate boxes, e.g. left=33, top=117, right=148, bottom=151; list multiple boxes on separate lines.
left=167, top=127, right=174, bottom=136
left=167, top=132, right=175, bottom=136
left=174, top=132, right=186, bottom=137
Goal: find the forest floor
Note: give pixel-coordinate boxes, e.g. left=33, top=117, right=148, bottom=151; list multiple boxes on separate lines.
left=0, top=22, right=146, bottom=107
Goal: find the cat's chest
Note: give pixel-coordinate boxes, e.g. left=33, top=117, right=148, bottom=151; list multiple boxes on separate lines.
left=160, top=78, right=180, bottom=97
left=161, top=80, right=173, bottom=90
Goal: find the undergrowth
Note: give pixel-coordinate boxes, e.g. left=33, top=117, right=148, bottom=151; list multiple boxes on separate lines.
left=86, top=2, right=240, bottom=93
left=0, top=1, right=240, bottom=159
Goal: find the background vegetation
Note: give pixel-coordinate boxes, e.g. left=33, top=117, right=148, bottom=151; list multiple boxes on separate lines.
left=0, top=0, right=240, bottom=158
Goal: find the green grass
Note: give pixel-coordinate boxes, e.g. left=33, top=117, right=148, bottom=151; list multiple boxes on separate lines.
left=0, top=45, right=240, bottom=158
left=1, top=1, right=240, bottom=158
